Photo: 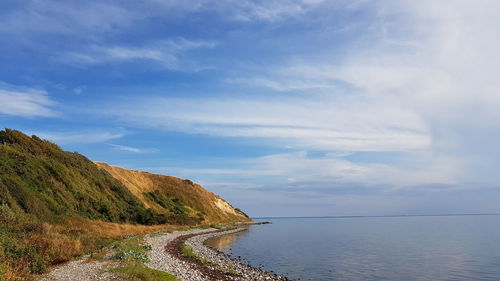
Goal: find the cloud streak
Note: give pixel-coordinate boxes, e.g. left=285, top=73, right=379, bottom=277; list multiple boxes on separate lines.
left=92, top=0, right=500, bottom=193
left=109, top=144, right=153, bottom=153
left=33, top=131, right=124, bottom=144
left=59, top=39, right=216, bottom=70
left=0, top=83, right=57, bottom=117
left=103, top=95, right=431, bottom=152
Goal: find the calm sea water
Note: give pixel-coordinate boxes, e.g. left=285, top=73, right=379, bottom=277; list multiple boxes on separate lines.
left=205, top=215, right=500, bottom=281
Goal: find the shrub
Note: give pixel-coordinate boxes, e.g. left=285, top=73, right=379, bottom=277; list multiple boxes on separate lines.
left=181, top=245, right=207, bottom=263
left=181, top=245, right=196, bottom=259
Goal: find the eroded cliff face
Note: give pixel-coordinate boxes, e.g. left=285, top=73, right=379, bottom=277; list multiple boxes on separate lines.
left=95, top=162, right=250, bottom=223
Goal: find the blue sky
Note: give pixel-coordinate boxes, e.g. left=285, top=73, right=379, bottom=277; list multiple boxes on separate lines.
left=2, top=0, right=500, bottom=217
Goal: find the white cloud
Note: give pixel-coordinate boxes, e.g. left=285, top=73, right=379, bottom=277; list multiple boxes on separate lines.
left=222, top=0, right=318, bottom=22
left=33, top=131, right=124, bottom=144
left=105, top=95, right=431, bottom=152
left=59, top=39, right=216, bottom=70
left=0, top=1, right=133, bottom=36
left=109, top=144, right=153, bottom=153
left=1, top=0, right=325, bottom=40
left=0, top=84, right=57, bottom=117
left=96, top=0, right=500, bottom=191
left=151, top=0, right=326, bottom=22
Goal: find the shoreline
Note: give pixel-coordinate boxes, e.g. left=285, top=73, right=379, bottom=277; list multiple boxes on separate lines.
left=39, top=223, right=286, bottom=281
left=147, top=225, right=288, bottom=281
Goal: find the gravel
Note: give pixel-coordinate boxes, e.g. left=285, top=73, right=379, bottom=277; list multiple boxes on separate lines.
left=184, top=229, right=288, bottom=281
left=38, top=258, right=123, bottom=281
left=39, top=226, right=289, bottom=281
left=145, top=228, right=216, bottom=281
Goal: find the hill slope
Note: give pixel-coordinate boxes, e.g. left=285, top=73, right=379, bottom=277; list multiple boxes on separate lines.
left=0, top=129, right=249, bottom=279
left=96, top=162, right=249, bottom=223
left=0, top=128, right=249, bottom=225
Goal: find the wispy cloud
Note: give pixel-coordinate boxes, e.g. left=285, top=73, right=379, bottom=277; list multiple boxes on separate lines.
left=1, top=0, right=327, bottom=40
left=226, top=77, right=338, bottom=92
left=92, top=0, right=500, bottom=192
left=0, top=1, right=133, bottom=36
left=103, top=96, right=431, bottom=152
left=0, top=83, right=58, bottom=117
left=109, top=144, right=153, bottom=153
left=218, top=0, right=324, bottom=22
left=33, top=131, right=124, bottom=144
left=58, top=39, right=216, bottom=70
left=148, top=150, right=465, bottom=190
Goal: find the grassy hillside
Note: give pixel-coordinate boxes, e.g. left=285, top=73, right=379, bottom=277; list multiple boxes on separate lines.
left=0, top=129, right=249, bottom=280
left=96, top=162, right=250, bottom=224
left=0, top=130, right=150, bottom=223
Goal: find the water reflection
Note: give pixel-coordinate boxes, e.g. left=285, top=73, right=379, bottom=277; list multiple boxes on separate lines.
left=205, top=230, right=247, bottom=251
left=202, top=216, right=500, bottom=281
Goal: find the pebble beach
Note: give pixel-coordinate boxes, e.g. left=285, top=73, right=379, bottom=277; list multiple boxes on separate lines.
left=41, top=226, right=288, bottom=281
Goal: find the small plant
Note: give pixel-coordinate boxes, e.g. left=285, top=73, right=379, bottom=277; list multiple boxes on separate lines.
left=181, top=245, right=208, bottom=263
left=181, top=245, right=196, bottom=259
left=223, top=264, right=239, bottom=276
left=112, top=262, right=178, bottom=281
left=112, top=237, right=151, bottom=263
left=115, top=250, right=150, bottom=263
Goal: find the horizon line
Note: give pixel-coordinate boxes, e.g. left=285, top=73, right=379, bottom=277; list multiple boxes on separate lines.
left=252, top=212, right=500, bottom=220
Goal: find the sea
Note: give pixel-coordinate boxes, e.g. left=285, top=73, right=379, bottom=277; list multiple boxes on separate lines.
left=205, top=215, right=500, bottom=281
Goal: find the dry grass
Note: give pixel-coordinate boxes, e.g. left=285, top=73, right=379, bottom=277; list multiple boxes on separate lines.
left=0, top=217, right=177, bottom=281
left=82, top=219, right=178, bottom=238
left=95, top=162, right=251, bottom=224
left=94, top=162, right=157, bottom=208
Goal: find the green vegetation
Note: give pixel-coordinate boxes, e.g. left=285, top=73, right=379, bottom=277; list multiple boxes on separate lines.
left=0, top=129, right=161, bottom=224
left=223, top=264, right=238, bottom=276
left=181, top=245, right=196, bottom=259
left=181, top=245, right=208, bottom=263
left=112, top=236, right=150, bottom=263
left=0, top=203, right=118, bottom=279
left=234, top=208, right=250, bottom=218
left=0, top=129, right=248, bottom=280
left=0, top=129, right=196, bottom=280
left=112, top=263, right=178, bottom=281
left=110, top=235, right=178, bottom=281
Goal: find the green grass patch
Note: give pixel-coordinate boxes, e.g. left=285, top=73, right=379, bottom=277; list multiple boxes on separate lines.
left=109, top=235, right=179, bottom=281
left=111, top=236, right=148, bottom=254
left=181, top=245, right=208, bottom=263
left=181, top=245, right=196, bottom=259
left=223, top=264, right=239, bottom=276
left=111, top=236, right=150, bottom=263
left=112, top=263, right=178, bottom=281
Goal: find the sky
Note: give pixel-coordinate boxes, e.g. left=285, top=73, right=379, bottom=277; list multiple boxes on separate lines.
left=2, top=0, right=500, bottom=217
